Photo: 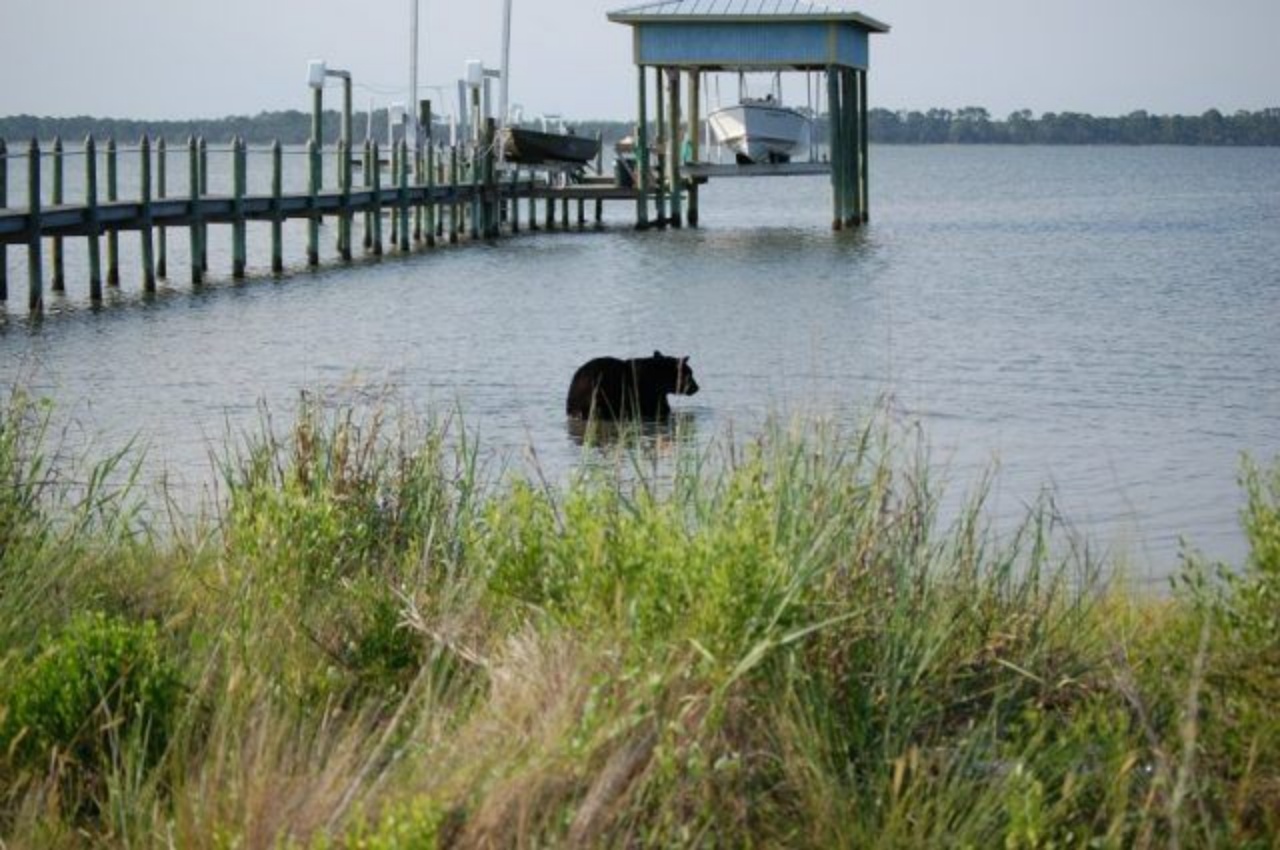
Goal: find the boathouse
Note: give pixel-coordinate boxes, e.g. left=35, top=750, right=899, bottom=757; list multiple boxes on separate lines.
left=607, top=0, right=889, bottom=230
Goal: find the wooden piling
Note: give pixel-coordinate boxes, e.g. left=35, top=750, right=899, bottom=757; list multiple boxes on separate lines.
left=397, top=139, right=410, bottom=252
left=26, top=139, right=42, bottom=312
left=389, top=141, right=400, bottom=245
left=271, top=141, right=284, bottom=273
left=157, top=138, right=167, bottom=278
left=139, top=135, right=156, bottom=292
left=85, top=136, right=102, bottom=301
left=827, top=68, right=844, bottom=231
left=307, top=138, right=320, bottom=266
left=510, top=169, right=520, bottom=233
left=561, top=196, right=569, bottom=230
left=362, top=139, right=373, bottom=251
left=528, top=172, right=539, bottom=231
left=423, top=102, right=436, bottom=248
left=199, top=138, right=209, bottom=271
left=435, top=153, right=445, bottom=240
left=370, top=140, right=383, bottom=255
left=469, top=149, right=481, bottom=241
left=859, top=69, right=870, bottom=222
left=0, top=139, right=7, bottom=301
left=337, top=139, right=351, bottom=261
left=666, top=68, right=683, bottom=229
left=687, top=72, right=700, bottom=228
left=654, top=66, right=667, bottom=226
left=188, top=136, right=204, bottom=284
left=414, top=102, right=428, bottom=243
left=449, top=146, right=459, bottom=244
left=545, top=182, right=555, bottom=230
left=106, top=138, right=119, bottom=285
left=483, top=118, right=498, bottom=239
left=577, top=197, right=585, bottom=229
left=635, top=68, right=650, bottom=230
left=51, top=137, right=64, bottom=292
left=231, top=136, right=247, bottom=278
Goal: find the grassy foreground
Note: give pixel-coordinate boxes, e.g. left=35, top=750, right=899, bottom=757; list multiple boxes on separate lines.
left=1, top=389, right=1277, bottom=848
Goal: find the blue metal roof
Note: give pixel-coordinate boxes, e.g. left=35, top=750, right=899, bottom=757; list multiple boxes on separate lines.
left=608, top=1, right=890, bottom=32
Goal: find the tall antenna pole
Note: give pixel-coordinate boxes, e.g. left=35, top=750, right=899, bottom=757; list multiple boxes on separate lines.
left=410, top=0, right=420, bottom=151
left=499, top=0, right=512, bottom=163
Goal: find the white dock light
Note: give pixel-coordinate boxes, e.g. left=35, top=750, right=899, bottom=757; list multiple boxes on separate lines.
left=307, top=60, right=327, bottom=89
left=466, top=60, right=485, bottom=88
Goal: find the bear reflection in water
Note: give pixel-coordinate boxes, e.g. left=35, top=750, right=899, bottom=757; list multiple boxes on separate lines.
left=566, top=408, right=698, bottom=450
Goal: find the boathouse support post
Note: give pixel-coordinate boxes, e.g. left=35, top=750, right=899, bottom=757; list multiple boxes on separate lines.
left=338, top=139, right=352, bottom=260
left=0, top=139, right=7, bottom=301
left=687, top=71, right=700, bottom=228
left=84, top=137, right=102, bottom=300
left=827, top=68, right=844, bottom=231
left=157, top=138, right=167, bottom=279
left=231, top=136, right=247, bottom=278
left=271, top=140, right=284, bottom=273
left=667, top=67, right=683, bottom=228
left=199, top=138, right=209, bottom=271
left=843, top=68, right=858, bottom=227
left=561, top=194, right=569, bottom=230
left=362, top=138, right=373, bottom=251
left=397, top=139, right=410, bottom=252
left=859, top=68, right=870, bottom=222
left=307, top=138, right=320, bottom=266
left=188, top=137, right=203, bottom=284
left=545, top=178, right=555, bottom=230
left=51, top=137, right=64, bottom=292
left=370, top=140, right=383, bottom=255
left=654, top=66, right=667, bottom=226
left=139, top=135, right=156, bottom=292
left=634, top=66, right=650, bottom=229
left=528, top=168, right=538, bottom=231
left=510, top=168, right=520, bottom=233
left=26, top=140, right=42, bottom=312
left=106, top=138, right=119, bottom=285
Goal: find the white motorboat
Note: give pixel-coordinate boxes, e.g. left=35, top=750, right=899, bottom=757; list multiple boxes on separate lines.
left=708, top=74, right=810, bottom=164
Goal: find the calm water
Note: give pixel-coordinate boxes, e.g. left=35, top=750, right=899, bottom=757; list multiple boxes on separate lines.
left=3, top=145, right=1279, bottom=581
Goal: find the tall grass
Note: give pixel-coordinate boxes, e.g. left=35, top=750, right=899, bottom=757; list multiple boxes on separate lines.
left=0, top=390, right=1276, bottom=847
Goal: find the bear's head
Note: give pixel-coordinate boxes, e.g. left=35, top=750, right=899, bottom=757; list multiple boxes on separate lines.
left=653, top=350, right=699, bottom=397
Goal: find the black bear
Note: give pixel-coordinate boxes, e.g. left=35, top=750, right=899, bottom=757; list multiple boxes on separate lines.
left=565, top=351, right=699, bottom=420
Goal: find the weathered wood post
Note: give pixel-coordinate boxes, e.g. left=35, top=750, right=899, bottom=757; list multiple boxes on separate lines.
left=653, top=67, right=667, bottom=226
left=370, top=140, right=383, bottom=256
left=845, top=69, right=859, bottom=227
left=448, top=145, right=459, bottom=244
left=51, top=137, right=64, bottom=292
left=528, top=170, right=539, bottom=231
left=635, top=67, right=650, bottom=229
left=231, top=136, right=247, bottom=278
left=859, top=69, right=870, bottom=223
left=271, top=140, right=284, bottom=273
left=156, top=138, right=167, bottom=279
left=26, top=139, right=42, bottom=312
left=687, top=71, right=700, bottom=227
left=827, top=68, right=844, bottom=231
left=337, top=138, right=351, bottom=261
left=415, top=101, right=429, bottom=244
left=0, top=139, right=7, bottom=303
left=509, top=168, right=520, bottom=234
left=0, top=139, right=7, bottom=301
left=307, top=138, right=320, bottom=266
left=85, top=136, right=102, bottom=301
left=469, top=148, right=481, bottom=241
left=666, top=68, right=683, bottom=229
left=139, top=135, right=156, bottom=292
left=424, top=102, right=436, bottom=248
left=389, top=141, right=400, bottom=245
left=545, top=180, right=555, bottom=230
left=199, top=137, right=209, bottom=272
left=106, top=137, right=119, bottom=285
left=188, top=136, right=204, bottom=284
left=397, top=139, right=410, bottom=252
left=577, top=196, right=585, bottom=229
left=435, top=153, right=446, bottom=240
left=362, top=138, right=373, bottom=251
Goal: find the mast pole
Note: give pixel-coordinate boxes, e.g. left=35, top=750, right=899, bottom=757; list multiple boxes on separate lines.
left=410, top=0, right=420, bottom=151
left=499, top=0, right=512, bottom=164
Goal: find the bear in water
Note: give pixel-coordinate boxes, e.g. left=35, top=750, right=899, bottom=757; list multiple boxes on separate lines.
left=565, top=351, right=699, bottom=420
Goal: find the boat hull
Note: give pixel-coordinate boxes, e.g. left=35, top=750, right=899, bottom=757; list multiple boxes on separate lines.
left=501, top=127, right=600, bottom=166
left=708, top=103, right=809, bottom=164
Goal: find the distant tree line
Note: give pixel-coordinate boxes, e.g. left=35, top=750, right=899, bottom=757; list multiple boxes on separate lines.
left=2, top=107, right=1279, bottom=147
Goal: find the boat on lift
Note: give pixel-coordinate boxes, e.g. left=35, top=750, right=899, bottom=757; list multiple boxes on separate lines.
left=708, top=72, right=810, bottom=165
left=501, top=114, right=600, bottom=166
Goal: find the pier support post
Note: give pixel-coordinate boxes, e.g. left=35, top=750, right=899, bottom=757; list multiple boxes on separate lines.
left=337, top=139, right=352, bottom=261
left=139, top=135, right=156, bottom=292
left=528, top=171, right=539, bottom=231
left=398, top=139, right=410, bottom=252
left=370, top=140, right=383, bottom=255
left=199, top=138, right=209, bottom=271
left=827, top=68, right=844, bottom=231
left=26, top=139, right=42, bottom=313
left=666, top=67, right=683, bottom=229
left=307, top=138, right=320, bottom=267
left=85, top=137, right=102, bottom=301
left=635, top=67, right=650, bottom=229
left=0, top=139, right=7, bottom=301
left=449, top=146, right=459, bottom=244
left=859, top=69, right=870, bottom=223
left=106, top=138, right=119, bottom=285
left=157, top=138, right=167, bottom=279
left=390, top=142, right=400, bottom=246
left=687, top=71, right=700, bottom=228
left=188, top=137, right=204, bottom=284
left=232, top=136, right=247, bottom=278
left=271, top=141, right=284, bottom=273
left=546, top=183, right=555, bottom=230
left=51, top=137, right=64, bottom=292
left=362, top=138, right=373, bottom=251
left=654, top=67, right=667, bottom=226
left=561, top=196, right=569, bottom=230
left=424, top=103, right=436, bottom=247
left=510, top=168, right=520, bottom=233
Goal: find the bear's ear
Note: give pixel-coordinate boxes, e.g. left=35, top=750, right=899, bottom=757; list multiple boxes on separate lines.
left=653, top=349, right=664, bottom=358
left=680, top=356, right=689, bottom=364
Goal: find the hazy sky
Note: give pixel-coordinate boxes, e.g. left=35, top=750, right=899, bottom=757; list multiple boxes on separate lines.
left=1, top=0, right=1277, bottom=120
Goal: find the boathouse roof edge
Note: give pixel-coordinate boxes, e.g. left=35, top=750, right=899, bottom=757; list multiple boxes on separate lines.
left=607, top=1, right=889, bottom=34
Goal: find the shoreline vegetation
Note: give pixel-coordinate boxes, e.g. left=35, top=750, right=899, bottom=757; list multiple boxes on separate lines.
left=1, top=107, right=1279, bottom=148
left=1, top=387, right=1278, bottom=846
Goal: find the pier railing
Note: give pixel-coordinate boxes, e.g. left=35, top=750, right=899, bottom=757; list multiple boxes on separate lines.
left=0, top=129, right=627, bottom=313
